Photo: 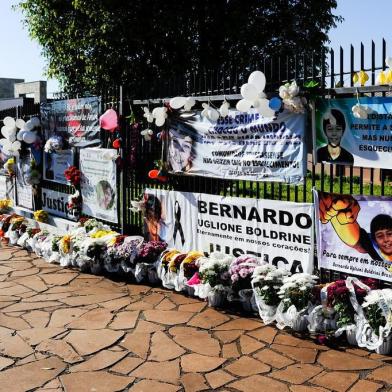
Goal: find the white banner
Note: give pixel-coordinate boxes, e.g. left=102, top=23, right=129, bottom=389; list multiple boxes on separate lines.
left=167, top=108, right=306, bottom=183
left=43, top=150, right=74, bottom=184
left=144, top=189, right=314, bottom=273
left=16, top=155, right=33, bottom=210
left=80, top=148, right=118, bottom=223
left=0, top=176, right=15, bottom=201
left=41, top=188, right=77, bottom=221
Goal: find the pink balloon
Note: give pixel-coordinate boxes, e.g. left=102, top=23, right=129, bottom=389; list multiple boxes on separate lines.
left=99, top=109, right=118, bottom=131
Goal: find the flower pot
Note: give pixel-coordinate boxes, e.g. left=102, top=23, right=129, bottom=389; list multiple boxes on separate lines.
left=346, top=327, right=358, bottom=346
left=256, top=299, right=277, bottom=325
left=148, top=268, right=160, bottom=285
left=238, top=289, right=254, bottom=313
left=376, top=334, right=392, bottom=355
left=208, top=290, right=226, bottom=308
left=291, top=314, right=308, bottom=332
left=185, top=285, right=195, bottom=297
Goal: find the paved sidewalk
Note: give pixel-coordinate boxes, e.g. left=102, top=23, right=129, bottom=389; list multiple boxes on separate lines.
left=0, top=245, right=391, bottom=392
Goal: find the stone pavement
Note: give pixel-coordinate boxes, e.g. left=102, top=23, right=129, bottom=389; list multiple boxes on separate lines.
left=0, top=245, right=391, bottom=392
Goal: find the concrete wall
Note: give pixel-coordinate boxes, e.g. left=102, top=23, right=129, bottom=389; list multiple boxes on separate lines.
left=14, top=81, right=47, bottom=103
left=0, top=78, right=24, bottom=99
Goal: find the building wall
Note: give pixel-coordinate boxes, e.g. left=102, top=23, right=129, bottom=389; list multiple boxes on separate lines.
left=0, top=78, right=24, bottom=99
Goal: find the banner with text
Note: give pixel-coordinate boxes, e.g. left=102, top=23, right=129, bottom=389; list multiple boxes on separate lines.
left=42, top=188, right=77, bottom=221
left=315, top=190, right=392, bottom=282
left=144, top=189, right=314, bottom=273
left=43, top=150, right=74, bottom=184
left=166, top=108, right=306, bottom=183
left=80, top=148, right=118, bottom=223
left=314, top=97, right=392, bottom=168
left=41, top=97, right=100, bottom=147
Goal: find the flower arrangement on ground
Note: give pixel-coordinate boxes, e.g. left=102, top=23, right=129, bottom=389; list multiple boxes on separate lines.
left=276, top=273, right=319, bottom=331
left=33, top=209, right=49, bottom=223
left=0, top=199, right=12, bottom=213
left=198, top=252, right=234, bottom=307
left=357, top=289, right=392, bottom=354
left=252, top=264, right=290, bottom=324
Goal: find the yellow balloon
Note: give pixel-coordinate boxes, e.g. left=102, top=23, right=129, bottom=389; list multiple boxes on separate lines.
left=386, top=69, right=392, bottom=85
left=358, top=70, right=369, bottom=86
left=352, top=73, right=359, bottom=84
left=376, top=71, right=387, bottom=85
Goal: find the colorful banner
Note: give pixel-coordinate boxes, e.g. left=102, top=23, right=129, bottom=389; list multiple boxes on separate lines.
left=0, top=175, right=15, bottom=201
left=80, top=148, right=118, bottom=223
left=315, top=190, right=392, bottom=282
left=43, top=150, right=74, bottom=184
left=41, top=188, right=77, bottom=221
left=41, top=97, right=101, bottom=147
left=15, top=155, right=33, bottom=210
left=166, top=108, right=306, bottom=183
left=314, top=97, right=392, bottom=168
left=144, top=189, right=314, bottom=273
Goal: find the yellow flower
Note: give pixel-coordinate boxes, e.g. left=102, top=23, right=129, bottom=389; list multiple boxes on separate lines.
left=161, top=249, right=180, bottom=265
left=90, top=230, right=117, bottom=239
left=0, top=199, right=12, bottom=211
left=33, top=210, right=49, bottom=223
left=182, top=251, right=204, bottom=264
left=59, top=235, right=72, bottom=254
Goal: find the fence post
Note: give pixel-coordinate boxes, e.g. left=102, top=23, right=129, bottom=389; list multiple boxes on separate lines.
left=119, top=85, right=127, bottom=234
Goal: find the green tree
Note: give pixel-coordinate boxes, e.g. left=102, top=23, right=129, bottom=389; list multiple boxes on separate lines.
left=18, top=0, right=341, bottom=95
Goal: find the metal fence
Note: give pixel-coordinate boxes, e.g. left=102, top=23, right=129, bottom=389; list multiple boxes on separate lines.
left=1, top=39, right=391, bottom=284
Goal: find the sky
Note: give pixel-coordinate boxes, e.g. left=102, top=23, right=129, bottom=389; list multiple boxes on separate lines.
left=0, top=0, right=391, bottom=96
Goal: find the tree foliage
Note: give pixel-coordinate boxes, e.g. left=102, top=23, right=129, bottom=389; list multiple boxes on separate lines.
left=18, top=0, right=341, bottom=95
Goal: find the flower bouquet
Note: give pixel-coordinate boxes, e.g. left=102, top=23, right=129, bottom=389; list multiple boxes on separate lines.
left=357, top=289, right=392, bottom=354
left=276, top=273, right=319, bottom=331
left=229, top=255, right=262, bottom=312
left=58, top=234, right=73, bottom=267
left=179, top=251, right=204, bottom=295
left=326, top=278, right=377, bottom=345
left=157, top=249, right=180, bottom=289
left=0, top=199, right=12, bottom=213
left=252, top=264, right=290, bottom=324
left=17, top=227, right=41, bottom=250
left=198, top=252, right=234, bottom=307
left=5, top=215, right=26, bottom=245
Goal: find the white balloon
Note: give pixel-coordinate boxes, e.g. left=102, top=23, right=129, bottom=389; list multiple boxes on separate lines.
left=15, top=119, right=26, bottom=129
left=155, top=116, right=166, bottom=127
left=152, top=106, right=167, bottom=117
left=236, top=99, right=252, bottom=112
left=208, top=108, right=220, bottom=122
left=386, top=57, right=392, bottom=68
left=219, top=102, right=230, bottom=117
left=240, top=83, right=258, bottom=101
left=169, top=96, right=187, bottom=109
left=24, top=120, right=35, bottom=131
left=257, top=99, right=276, bottom=117
left=184, top=97, right=196, bottom=111
left=3, top=117, right=15, bottom=127
left=1, top=126, right=17, bottom=141
left=17, top=130, right=27, bottom=141
left=248, top=71, right=266, bottom=93
left=30, top=117, right=41, bottom=127
left=0, top=138, right=8, bottom=147
left=22, top=131, right=37, bottom=144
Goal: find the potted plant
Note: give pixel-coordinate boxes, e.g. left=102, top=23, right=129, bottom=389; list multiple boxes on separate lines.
left=276, top=273, right=319, bottom=331
left=179, top=251, right=204, bottom=295
left=359, top=289, right=392, bottom=354
left=198, top=252, right=234, bottom=307
left=229, top=255, right=262, bottom=312
left=251, top=264, right=290, bottom=324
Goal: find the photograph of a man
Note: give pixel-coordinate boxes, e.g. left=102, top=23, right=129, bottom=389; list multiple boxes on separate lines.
left=317, top=109, right=354, bottom=165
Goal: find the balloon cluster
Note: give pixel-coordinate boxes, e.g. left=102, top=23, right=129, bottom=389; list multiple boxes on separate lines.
left=0, top=116, right=40, bottom=157
left=143, top=106, right=168, bottom=127
left=376, top=57, right=392, bottom=85
left=236, top=71, right=275, bottom=117
left=353, top=70, right=369, bottom=87
left=169, top=97, right=196, bottom=111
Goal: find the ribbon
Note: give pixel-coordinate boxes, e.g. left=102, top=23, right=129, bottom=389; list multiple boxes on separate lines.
left=173, top=201, right=185, bottom=246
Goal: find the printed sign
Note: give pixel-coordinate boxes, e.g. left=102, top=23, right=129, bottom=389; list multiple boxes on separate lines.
left=166, top=108, right=306, bottom=183
left=15, top=155, right=33, bottom=209
left=144, top=189, right=314, bottom=273
left=41, top=188, right=77, bottom=221
left=41, top=97, right=101, bottom=147
left=314, top=97, right=392, bottom=168
left=80, top=148, right=118, bottom=223
left=315, top=190, right=392, bottom=282
left=43, top=150, right=74, bottom=184
left=0, top=176, right=15, bottom=201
